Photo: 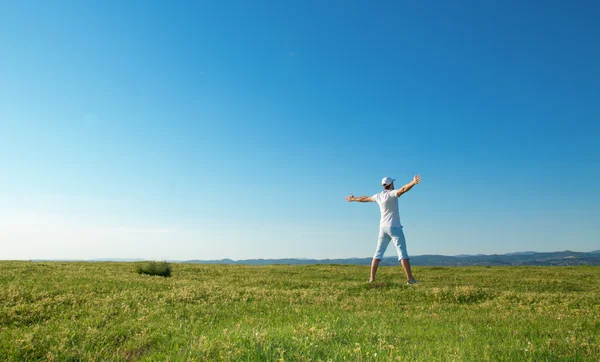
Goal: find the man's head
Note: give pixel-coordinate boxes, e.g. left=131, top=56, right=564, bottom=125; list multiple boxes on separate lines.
left=381, top=176, right=395, bottom=190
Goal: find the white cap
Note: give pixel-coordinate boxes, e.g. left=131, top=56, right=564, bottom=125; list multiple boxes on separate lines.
left=381, top=176, right=395, bottom=186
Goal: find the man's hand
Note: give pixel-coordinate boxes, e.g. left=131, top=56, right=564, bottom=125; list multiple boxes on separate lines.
left=396, top=175, right=422, bottom=197
left=346, top=194, right=372, bottom=202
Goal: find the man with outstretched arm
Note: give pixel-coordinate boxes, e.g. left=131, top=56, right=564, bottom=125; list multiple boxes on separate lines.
left=345, top=175, right=421, bottom=284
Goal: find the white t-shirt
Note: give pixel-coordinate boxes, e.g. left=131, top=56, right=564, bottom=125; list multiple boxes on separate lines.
left=371, top=190, right=402, bottom=228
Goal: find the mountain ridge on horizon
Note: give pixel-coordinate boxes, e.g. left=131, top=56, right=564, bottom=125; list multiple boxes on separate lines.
left=41, top=250, right=599, bottom=266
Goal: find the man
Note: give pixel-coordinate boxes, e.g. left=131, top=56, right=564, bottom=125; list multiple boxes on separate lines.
left=345, top=175, right=421, bottom=284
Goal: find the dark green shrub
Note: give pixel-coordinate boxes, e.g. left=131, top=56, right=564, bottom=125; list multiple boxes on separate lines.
left=136, top=261, right=172, bottom=277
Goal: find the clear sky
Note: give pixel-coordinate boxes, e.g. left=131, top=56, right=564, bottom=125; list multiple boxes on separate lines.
left=1, top=1, right=599, bottom=260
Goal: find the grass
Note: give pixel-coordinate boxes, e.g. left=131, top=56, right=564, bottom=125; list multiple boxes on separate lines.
left=1, top=262, right=599, bottom=361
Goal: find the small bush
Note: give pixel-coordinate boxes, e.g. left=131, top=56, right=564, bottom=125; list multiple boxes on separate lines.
left=136, top=261, right=172, bottom=277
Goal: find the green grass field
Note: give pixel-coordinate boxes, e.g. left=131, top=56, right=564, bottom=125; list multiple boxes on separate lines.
left=1, top=262, right=599, bottom=361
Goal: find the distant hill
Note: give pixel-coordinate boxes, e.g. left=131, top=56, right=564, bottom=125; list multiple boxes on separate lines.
left=183, top=250, right=600, bottom=267
left=504, top=251, right=538, bottom=256
left=91, top=258, right=145, bottom=262
left=32, top=251, right=600, bottom=266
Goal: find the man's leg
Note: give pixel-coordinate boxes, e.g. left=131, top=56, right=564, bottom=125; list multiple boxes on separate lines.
left=401, top=259, right=415, bottom=282
left=370, top=258, right=380, bottom=282
left=371, top=230, right=390, bottom=282
left=391, top=227, right=417, bottom=282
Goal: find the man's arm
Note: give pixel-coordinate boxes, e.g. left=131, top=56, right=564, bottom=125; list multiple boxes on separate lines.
left=345, top=194, right=373, bottom=203
left=396, top=175, right=422, bottom=197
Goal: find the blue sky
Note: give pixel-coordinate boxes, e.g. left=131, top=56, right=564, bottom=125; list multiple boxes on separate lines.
left=1, top=1, right=598, bottom=260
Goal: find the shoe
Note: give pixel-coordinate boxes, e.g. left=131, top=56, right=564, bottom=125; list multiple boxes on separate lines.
left=407, top=279, right=419, bottom=285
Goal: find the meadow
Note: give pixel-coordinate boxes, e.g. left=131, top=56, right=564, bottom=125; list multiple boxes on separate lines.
left=1, top=262, right=599, bottom=361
